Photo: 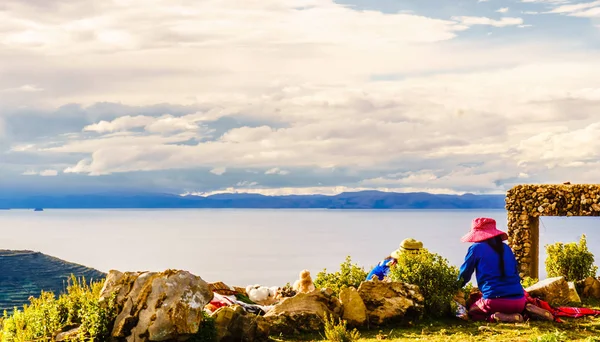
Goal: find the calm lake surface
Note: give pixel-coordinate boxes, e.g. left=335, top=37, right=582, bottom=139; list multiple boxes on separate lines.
left=0, top=209, right=598, bottom=287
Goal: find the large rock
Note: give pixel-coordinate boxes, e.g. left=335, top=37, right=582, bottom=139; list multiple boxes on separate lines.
left=580, top=277, right=600, bottom=299
left=525, top=276, right=570, bottom=305
left=99, top=270, right=144, bottom=310
left=212, top=305, right=268, bottom=342
left=568, top=282, right=581, bottom=303
left=262, top=288, right=341, bottom=335
left=357, top=279, right=424, bottom=326
left=100, top=269, right=213, bottom=341
left=339, top=287, right=367, bottom=327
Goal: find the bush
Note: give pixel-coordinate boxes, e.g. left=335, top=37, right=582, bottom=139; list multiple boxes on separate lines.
left=188, top=311, right=217, bottom=342
left=521, top=276, right=539, bottom=288
left=545, top=234, right=598, bottom=282
left=322, top=313, right=360, bottom=342
left=314, top=256, right=368, bottom=296
left=388, top=248, right=461, bottom=318
left=0, top=276, right=117, bottom=342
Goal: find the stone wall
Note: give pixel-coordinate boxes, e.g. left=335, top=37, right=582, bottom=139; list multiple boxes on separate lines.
left=506, top=184, right=600, bottom=279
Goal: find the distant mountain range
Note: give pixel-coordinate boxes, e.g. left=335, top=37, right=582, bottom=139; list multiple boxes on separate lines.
left=0, top=191, right=506, bottom=209
left=0, top=250, right=105, bottom=312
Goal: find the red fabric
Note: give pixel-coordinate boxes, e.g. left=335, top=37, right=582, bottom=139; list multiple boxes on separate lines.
left=461, top=217, right=508, bottom=243
left=554, top=307, right=600, bottom=318
left=524, top=290, right=600, bottom=322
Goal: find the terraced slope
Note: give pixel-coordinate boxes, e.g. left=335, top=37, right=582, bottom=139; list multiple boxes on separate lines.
left=0, top=250, right=105, bottom=312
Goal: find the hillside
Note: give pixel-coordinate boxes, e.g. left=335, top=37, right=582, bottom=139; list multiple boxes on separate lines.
left=0, top=250, right=105, bottom=312
left=0, top=191, right=505, bottom=209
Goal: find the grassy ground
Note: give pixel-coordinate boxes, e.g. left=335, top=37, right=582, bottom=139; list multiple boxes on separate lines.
left=274, top=299, right=600, bottom=342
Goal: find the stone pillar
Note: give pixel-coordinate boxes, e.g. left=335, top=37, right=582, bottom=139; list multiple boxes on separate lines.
left=507, top=212, right=538, bottom=279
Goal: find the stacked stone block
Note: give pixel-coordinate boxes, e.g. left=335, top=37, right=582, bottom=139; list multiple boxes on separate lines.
left=506, top=184, right=600, bottom=279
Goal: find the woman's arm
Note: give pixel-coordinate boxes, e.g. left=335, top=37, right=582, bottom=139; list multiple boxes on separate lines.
left=458, top=244, right=477, bottom=287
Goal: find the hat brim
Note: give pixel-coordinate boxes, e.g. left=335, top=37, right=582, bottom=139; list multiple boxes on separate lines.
left=390, top=249, right=402, bottom=259
left=461, top=229, right=508, bottom=243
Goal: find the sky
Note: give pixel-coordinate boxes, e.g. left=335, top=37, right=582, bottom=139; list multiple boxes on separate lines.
left=1, top=0, right=600, bottom=196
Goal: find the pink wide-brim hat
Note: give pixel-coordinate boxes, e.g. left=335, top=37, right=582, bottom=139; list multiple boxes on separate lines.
left=461, top=217, right=508, bottom=243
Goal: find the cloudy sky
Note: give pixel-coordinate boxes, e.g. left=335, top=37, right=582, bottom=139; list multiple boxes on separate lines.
left=1, top=0, right=600, bottom=196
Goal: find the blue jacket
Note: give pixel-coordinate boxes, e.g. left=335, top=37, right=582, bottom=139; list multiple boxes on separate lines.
left=458, top=242, right=524, bottom=299
left=366, top=258, right=394, bottom=281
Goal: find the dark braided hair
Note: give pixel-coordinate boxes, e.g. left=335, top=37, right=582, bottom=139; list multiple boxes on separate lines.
left=486, top=235, right=506, bottom=277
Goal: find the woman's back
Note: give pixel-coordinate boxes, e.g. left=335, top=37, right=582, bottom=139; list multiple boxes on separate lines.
left=469, top=242, right=523, bottom=299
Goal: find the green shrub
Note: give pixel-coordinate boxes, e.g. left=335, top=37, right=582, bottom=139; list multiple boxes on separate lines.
left=314, top=256, right=368, bottom=296
left=322, top=313, right=360, bottom=342
left=521, top=276, right=539, bottom=288
left=188, top=311, right=217, bottom=342
left=545, top=234, right=598, bottom=282
left=388, top=248, right=461, bottom=318
left=0, top=276, right=117, bottom=342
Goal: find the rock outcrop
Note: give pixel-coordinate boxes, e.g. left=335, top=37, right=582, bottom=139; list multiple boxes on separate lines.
left=212, top=305, right=268, bottom=342
left=568, top=281, right=581, bottom=303
left=261, top=288, right=341, bottom=335
left=580, top=277, right=600, bottom=299
left=99, top=269, right=213, bottom=341
left=357, top=279, right=424, bottom=325
left=339, top=287, right=367, bottom=327
left=525, top=277, right=570, bottom=305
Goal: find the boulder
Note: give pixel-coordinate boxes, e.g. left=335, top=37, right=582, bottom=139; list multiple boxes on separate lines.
left=101, top=269, right=213, bottom=341
left=55, top=326, right=80, bottom=341
left=568, top=282, right=581, bottom=303
left=357, top=279, right=424, bottom=326
left=262, top=288, right=341, bottom=335
left=580, top=277, right=600, bottom=299
left=99, top=270, right=144, bottom=310
left=525, top=277, right=570, bottom=305
left=339, top=287, right=367, bottom=327
left=212, top=305, right=268, bottom=342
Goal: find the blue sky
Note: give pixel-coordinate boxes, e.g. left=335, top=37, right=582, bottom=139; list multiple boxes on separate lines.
left=1, top=0, right=600, bottom=195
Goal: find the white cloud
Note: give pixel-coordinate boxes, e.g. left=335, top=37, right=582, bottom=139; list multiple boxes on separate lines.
left=569, top=7, right=600, bottom=17
left=183, top=186, right=467, bottom=197
left=40, top=169, right=59, bottom=176
left=521, top=0, right=569, bottom=3
left=360, top=168, right=511, bottom=193
left=210, top=167, right=227, bottom=175
left=84, top=115, right=155, bottom=133
left=236, top=181, right=259, bottom=187
left=452, top=16, right=524, bottom=27
left=3, top=0, right=600, bottom=195
left=478, top=0, right=490, bottom=3
left=265, top=167, right=291, bottom=175
left=549, top=1, right=600, bottom=14
left=2, top=85, right=44, bottom=92
left=23, top=169, right=59, bottom=176
left=497, top=7, right=510, bottom=13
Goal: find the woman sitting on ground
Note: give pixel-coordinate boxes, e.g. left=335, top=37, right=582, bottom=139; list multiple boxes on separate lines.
left=366, top=238, right=423, bottom=281
left=458, top=217, right=526, bottom=322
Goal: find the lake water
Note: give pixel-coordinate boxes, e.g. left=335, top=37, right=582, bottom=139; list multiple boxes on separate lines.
left=0, top=209, right=598, bottom=287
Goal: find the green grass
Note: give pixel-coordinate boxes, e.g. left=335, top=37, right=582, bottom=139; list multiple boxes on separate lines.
left=273, top=299, right=600, bottom=342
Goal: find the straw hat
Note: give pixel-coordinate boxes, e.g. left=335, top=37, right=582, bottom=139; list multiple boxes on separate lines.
left=461, top=217, right=508, bottom=243
left=390, top=238, right=423, bottom=259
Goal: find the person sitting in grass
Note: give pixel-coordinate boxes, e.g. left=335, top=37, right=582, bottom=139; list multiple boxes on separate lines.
left=458, top=217, right=526, bottom=323
left=366, top=238, right=423, bottom=281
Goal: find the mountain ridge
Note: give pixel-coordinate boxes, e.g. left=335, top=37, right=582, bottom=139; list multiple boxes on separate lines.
left=0, top=190, right=506, bottom=209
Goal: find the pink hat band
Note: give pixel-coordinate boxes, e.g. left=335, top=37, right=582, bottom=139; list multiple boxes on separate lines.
left=461, top=217, right=508, bottom=243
